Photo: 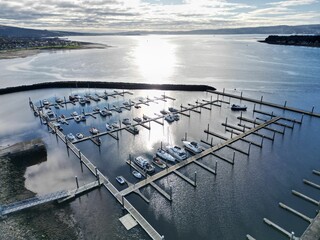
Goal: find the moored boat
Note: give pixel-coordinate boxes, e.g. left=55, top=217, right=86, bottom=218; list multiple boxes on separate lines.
left=122, top=118, right=131, bottom=125
left=116, top=176, right=125, bottom=185
left=111, top=122, right=120, bottom=129
left=166, top=145, right=187, bottom=162
left=152, top=156, right=166, bottom=169
left=74, top=115, right=81, bottom=122
left=106, top=123, right=113, bottom=131
left=156, top=148, right=175, bottom=162
left=89, top=127, right=99, bottom=135
left=165, top=114, right=175, bottom=123
left=134, top=156, right=155, bottom=173
left=183, top=141, right=203, bottom=154
left=127, top=126, right=139, bottom=134
left=168, top=107, right=178, bottom=113
left=76, top=133, right=84, bottom=139
left=132, top=170, right=142, bottom=179
left=231, top=104, right=247, bottom=111
left=133, top=117, right=142, bottom=123
left=67, top=133, right=76, bottom=142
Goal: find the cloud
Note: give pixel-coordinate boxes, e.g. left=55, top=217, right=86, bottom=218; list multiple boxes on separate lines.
left=0, top=0, right=318, bottom=31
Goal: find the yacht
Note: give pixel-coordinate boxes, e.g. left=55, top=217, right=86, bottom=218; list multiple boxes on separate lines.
left=231, top=104, right=247, bottom=111
left=67, top=133, right=76, bottom=142
left=76, top=133, right=84, bottom=139
left=134, top=156, right=155, bottom=173
left=55, top=97, right=63, bottom=104
left=93, top=137, right=101, bottom=145
left=99, top=109, right=110, bottom=117
left=54, top=103, right=60, bottom=109
left=132, top=170, right=142, bottom=179
left=166, top=145, right=188, bottom=162
left=80, top=115, right=86, bottom=121
left=116, top=176, right=125, bottom=185
left=133, top=117, right=142, bottom=123
left=89, top=127, right=99, bottom=135
left=84, top=97, right=91, bottom=103
left=93, top=107, right=100, bottom=112
left=183, top=141, right=203, bottom=154
left=152, top=156, right=166, bottom=169
left=122, top=118, right=131, bottom=125
left=79, top=98, right=86, bottom=105
left=45, top=110, right=56, bottom=120
left=71, top=111, right=78, bottom=116
left=156, top=148, right=175, bottom=163
left=43, top=99, right=50, bottom=105
left=111, top=122, right=120, bottom=129
left=127, top=126, right=139, bottom=135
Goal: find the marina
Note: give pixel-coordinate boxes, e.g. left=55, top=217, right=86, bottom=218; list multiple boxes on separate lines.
left=1, top=85, right=319, bottom=239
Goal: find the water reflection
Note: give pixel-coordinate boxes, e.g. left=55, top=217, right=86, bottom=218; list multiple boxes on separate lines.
left=133, top=36, right=177, bottom=83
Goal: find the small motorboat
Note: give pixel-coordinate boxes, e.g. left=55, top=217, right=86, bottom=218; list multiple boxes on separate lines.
left=89, top=127, right=99, bottom=135
left=99, top=109, right=109, bottom=117
left=55, top=97, right=63, bottom=104
left=116, top=176, right=125, bottom=185
left=122, top=118, right=131, bottom=125
left=67, top=133, right=76, bottom=142
left=54, top=103, right=60, bottom=109
left=132, top=170, right=142, bottom=179
left=134, top=104, right=141, bottom=109
left=133, top=117, right=142, bottom=123
left=93, top=137, right=101, bottom=145
left=231, top=104, right=247, bottom=111
left=76, top=133, right=84, bottom=139
left=152, top=156, right=166, bottom=169
left=106, top=123, right=113, bottom=131
left=93, top=107, right=100, bottom=112
left=127, top=126, right=139, bottom=135
left=79, top=98, right=86, bottom=105
left=165, top=114, right=175, bottom=123
left=111, top=122, right=120, bottom=129
left=160, top=109, right=169, bottom=115
left=156, top=148, right=175, bottom=163
left=80, top=115, right=86, bottom=121
left=71, top=111, right=78, bottom=116
left=43, top=99, right=50, bottom=105
left=74, top=115, right=81, bottom=122
left=173, top=114, right=180, bottom=121
left=183, top=141, right=203, bottom=154
left=168, top=107, right=178, bottom=113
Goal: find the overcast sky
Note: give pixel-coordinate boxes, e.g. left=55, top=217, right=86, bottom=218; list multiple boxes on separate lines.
left=0, top=0, right=319, bottom=31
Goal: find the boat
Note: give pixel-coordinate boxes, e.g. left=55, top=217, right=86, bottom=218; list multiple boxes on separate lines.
left=74, top=115, right=81, bottom=122
left=173, top=114, right=180, bottom=121
left=103, top=109, right=112, bottom=116
left=152, top=156, right=166, bottom=169
left=43, top=99, right=50, bottom=105
left=71, top=111, right=78, bottom=116
left=156, top=148, right=175, bottom=163
left=123, top=101, right=130, bottom=106
left=111, top=122, right=120, bottom=129
left=76, top=133, right=84, bottom=139
left=54, top=103, right=60, bottom=109
left=93, top=107, right=100, bottom=112
left=165, top=114, right=175, bottom=123
left=55, top=97, right=63, bottom=104
left=231, top=104, right=247, bottom=111
left=106, top=123, right=113, bottom=131
left=160, top=109, right=169, bottom=115
left=134, top=104, right=141, bottom=109
left=132, top=170, right=142, bottom=179
left=67, top=133, right=76, bottom=142
left=134, top=156, right=155, bottom=173
left=166, top=145, right=188, bottom=162
left=84, top=97, right=91, bottom=103
left=93, top=137, right=101, bottom=145
left=45, top=110, right=56, bottom=120
left=182, top=141, right=203, bottom=154
left=89, top=127, right=99, bottom=135
left=99, top=109, right=109, bottom=117
left=133, top=117, right=142, bottom=123
left=69, top=95, right=76, bottom=101
left=142, top=115, right=148, bottom=120
left=116, top=176, right=125, bottom=185
left=79, top=98, right=86, bottom=105
left=127, top=126, right=139, bottom=135
left=168, top=107, right=178, bottom=113
left=80, top=115, right=86, bottom=121
left=122, top=118, right=131, bottom=125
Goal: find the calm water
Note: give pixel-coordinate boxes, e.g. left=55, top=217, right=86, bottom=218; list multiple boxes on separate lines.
left=0, top=35, right=319, bottom=240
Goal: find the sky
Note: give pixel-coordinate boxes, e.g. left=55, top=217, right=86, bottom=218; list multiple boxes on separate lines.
left=0, top=0, right=319, bottom=32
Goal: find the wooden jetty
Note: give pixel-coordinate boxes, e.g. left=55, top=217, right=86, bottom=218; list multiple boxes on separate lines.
left=303, top=179, right=320, bottom=190
left=279, top=202, right=312, bottom=223
left=313, top=170, right=320, bottom=176
left=292, top=190, right=319, bottom=206
left=208, top=89, right=320, bottom=118
left=263, top=218, right=297, bottom=239
left=301, top=212, right=320, bottom=240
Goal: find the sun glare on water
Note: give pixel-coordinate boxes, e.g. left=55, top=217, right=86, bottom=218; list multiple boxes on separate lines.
left=133, top=36, right=177, bottom=83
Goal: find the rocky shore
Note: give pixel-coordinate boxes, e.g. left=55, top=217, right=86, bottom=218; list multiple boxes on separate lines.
left=260, top=35, right=320, bottom=48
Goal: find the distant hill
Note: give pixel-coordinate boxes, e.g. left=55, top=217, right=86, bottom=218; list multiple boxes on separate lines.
left=0, top=24, right=320, bottom=38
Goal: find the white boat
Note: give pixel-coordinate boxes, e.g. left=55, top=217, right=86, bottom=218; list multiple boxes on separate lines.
left=183, top=141, right=203, bottom=154
left=43, top=99, right=50, bottom=105
left=160, top=109, right=169, bottom=115
left=79, top=98, right=86, bottom=105
left=166, top=145, right=188, bottom=162
left=55, top=98, right=63, bottom=103
left=134, top=156, right=155, bottom=173
left=74, top=115, right=81, bottom=122
left=93, top=107, right=100, bottom=112
left=132, top=170, right=142, bottom=179
left=76, top=133, right=84, bottom=139
left=165, top=114, right=175, bottom=123
left=67, top=133, right=76, bottom=142
left=134, top=104, right=141, bottom=109
left=80, top=115, right=86, bottom=121
left=89, top=127, right=99, bottom=135
left=127, top=126, right=139, bottom=135
left=111, top=122, right=120, bottom=129
left=116, top=176, right=125, bottom=185
left=54, top=103, right=60, bottom=109
left=173, top=114, right=180, bottom=121
left=156, top=148, right=175, bottom=163
left=71, top=111, right=78, bottom=116
left=231, top=104, right=247, bottom=111
left=99, top=109, right=110, bottom=116
left=122, top=118, right=131, bottom=125
left=45, top=110, right=56, bottom=120
left=106, top=123, right=113, bottom=131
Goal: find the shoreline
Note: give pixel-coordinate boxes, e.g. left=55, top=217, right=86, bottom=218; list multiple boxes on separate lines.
left=0, top=42, right=107, bottom=60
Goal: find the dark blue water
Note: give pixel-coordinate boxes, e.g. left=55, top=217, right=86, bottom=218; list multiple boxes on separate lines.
left=0, top=35, right=319, bottom=240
